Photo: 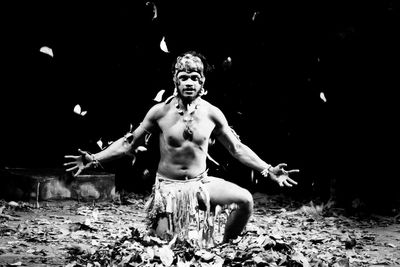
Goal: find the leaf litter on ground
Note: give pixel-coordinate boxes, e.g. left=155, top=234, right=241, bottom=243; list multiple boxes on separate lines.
left=1, top=194, right=400, bottom=266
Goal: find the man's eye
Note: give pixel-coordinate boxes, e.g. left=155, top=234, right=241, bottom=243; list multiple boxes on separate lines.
left=191, top=76, right=200, bottom=81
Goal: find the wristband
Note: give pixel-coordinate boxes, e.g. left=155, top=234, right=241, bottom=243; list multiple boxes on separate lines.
left=260, top=165, right=273, bottom=177
left=90, top=154, right=103, bottom=169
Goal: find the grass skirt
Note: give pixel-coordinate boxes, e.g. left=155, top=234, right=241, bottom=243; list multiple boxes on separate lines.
left=145, top=172, right=216, bottom=247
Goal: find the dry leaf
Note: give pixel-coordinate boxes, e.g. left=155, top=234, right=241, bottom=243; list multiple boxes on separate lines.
left=154, top=89, right=166, bottom=102
left=73, top=104, right=87, bottom=116
left=160, top=36, right=169, bottom=53
left=96, top=139, right=103, bottom=150
left=158, top=245, right=174, bottom=266
left=320, top=92, right=327, bottom=102
left=146, top=246, right=155, bottom=260
left=176, top=256, right=191, bottom=267
left=135, top=146, right=147, bottom=152
left=252, top=11, right=260, bottom=21
left=195, top=249, right=215, bottom=261
left=290, top=251, right=311, bottom=267
left=40, top=46, right=54, bottom=57
left=332, top=257, right=350, bottom=267
left=146, top=2, right=158, bottom=20
left=386, top=243, right=396, bottom=248
left=8, top=201, right=19, bottom=207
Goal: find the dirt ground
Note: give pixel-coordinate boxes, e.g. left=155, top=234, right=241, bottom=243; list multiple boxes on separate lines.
left=0, top=193, right=399, bottom=267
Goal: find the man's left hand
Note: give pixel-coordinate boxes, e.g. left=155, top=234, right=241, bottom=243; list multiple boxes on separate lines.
left=268, top=163, right=299, bottom=187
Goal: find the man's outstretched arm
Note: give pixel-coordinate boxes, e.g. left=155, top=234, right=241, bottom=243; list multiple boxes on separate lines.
left=212, top=107, right=299, bottom=186
left=64, top=124, right=149, bottom=176
left=64, top=104, right=160, bottom=176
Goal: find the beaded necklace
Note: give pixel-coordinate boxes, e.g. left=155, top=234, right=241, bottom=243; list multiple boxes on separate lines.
left=175, top=98, right=200, bottom=141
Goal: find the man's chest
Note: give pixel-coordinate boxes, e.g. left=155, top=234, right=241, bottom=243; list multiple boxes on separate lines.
left=158, top=112, right=215, bottom=146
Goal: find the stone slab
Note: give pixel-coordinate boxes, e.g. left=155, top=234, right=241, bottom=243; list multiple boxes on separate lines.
left=0, top=167, right=116, bottom=201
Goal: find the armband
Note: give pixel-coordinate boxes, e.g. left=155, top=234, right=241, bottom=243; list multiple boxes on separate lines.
left=124, top=132, right=135, bottom=144
left=139, top=123, right=152, bottom=135
left=139, top=123, right=152, bottom=145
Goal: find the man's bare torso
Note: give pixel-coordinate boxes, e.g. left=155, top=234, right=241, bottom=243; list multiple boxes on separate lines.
left=154, top=99, right=216, bottom=179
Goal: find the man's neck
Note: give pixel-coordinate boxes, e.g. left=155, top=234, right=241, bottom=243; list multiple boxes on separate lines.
left=176, top=96, right=200, bottom=110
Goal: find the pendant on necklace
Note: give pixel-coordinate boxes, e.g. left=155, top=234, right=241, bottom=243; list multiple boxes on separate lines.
left=175, top=98, right=198, bottom=141
left=183, top=126, right=193, bottom=141
left=182, top=116, right=194, bottom=140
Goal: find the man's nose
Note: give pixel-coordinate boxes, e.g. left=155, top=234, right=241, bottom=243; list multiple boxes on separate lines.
left=185, top=81, right=194, bottom=87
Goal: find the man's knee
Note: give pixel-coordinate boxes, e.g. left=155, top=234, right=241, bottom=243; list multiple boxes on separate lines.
left=151, top=216, right=170, bottom=239
left=237, top=189, right=254, bottom=211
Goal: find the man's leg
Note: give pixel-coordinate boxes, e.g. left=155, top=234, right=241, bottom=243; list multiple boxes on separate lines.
left=202, top=177, right=254, bottom=243
left=154, top=216, right=170, bottom=239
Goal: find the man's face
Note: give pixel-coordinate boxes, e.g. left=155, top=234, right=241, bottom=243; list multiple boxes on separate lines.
left=176, top=71, right=203, bottom=100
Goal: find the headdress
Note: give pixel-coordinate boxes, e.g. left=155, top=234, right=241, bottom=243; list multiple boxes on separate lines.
left=173, top=53, right=205, bottom=78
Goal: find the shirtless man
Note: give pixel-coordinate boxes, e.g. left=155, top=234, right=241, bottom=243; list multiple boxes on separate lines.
left=64, top=51, right=298, bottom=243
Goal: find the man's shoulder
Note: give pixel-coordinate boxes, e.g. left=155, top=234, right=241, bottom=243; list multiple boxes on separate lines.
left=151, top=101, right=168, bottom=110
left=147, top=101, right=171, bottom=118
left=201, top=99, right=218, bottom=111
left=200, top=99, right=226, bottom=123
left=201, top=99, right=223, bottom=114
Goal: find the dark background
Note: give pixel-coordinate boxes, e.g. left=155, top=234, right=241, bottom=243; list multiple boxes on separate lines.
left=1, top=1, right=399, bottom=212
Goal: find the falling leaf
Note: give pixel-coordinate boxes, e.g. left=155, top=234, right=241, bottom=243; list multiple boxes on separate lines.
left=135, top=146, right=147, bottom=152
left=160, top=36, right=169, bottom=53
left=252, top=11, right=260, bottom=21
left=154, top=89, right=166, bottom=102
left=73, top=104, right=81, bottom=114
left=206, top=153, right=220, bottom=166
left=40, top=46, right=54, bottom=57
left=222, top=56, right=232, bottom=70
left=73, top=104, right=87, bottom=116
left=146, top=2, right=158, bottom=21
left=320, top=92, right=327, bottom=102
left=131, top=155, right=137, bottom=166
left=97, top=139, right=103, bottom=150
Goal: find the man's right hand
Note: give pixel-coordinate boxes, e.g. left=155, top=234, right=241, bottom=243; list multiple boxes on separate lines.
left=64, top=149, right=94, bottom=177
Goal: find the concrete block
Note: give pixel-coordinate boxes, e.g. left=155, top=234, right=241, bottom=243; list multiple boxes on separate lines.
left=0, top=167, right=116, bottom=201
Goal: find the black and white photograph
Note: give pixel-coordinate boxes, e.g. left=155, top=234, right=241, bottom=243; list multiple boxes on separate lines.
left=0, top=1, right=399, bottom=266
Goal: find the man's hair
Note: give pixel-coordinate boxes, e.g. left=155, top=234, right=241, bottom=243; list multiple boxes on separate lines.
left=171, top=50, right=212, bottom=77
